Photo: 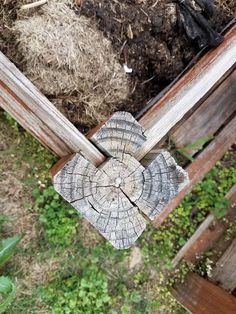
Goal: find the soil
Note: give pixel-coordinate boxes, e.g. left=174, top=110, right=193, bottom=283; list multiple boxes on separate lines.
left=78, top=0, right=195, bottom=120
left=78, top=0, right=234, bottom=118
left=0, top=0, right=235, bottom=131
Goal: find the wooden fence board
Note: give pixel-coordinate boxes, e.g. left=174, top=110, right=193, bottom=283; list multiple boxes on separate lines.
left=152, top=116, right=236, bottom=228
left=211, top=238, right=236, bottom=292
left=135, top=25, right=236, bottom=161
left=172, top=184, right=236, bottom=266
left=0, top=52, right=105, bottom=166
left=171, top=70, right=236, bottom=153
left=172, top=272, right=236, bottom=314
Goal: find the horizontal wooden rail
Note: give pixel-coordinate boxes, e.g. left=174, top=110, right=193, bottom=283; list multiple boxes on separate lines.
left=1, top=25, right=235, bottom=166
left=135, top=25, right=236, bottom=161
left=171, top=70, right=236, bottom=153
left=172, top=184, right=236, bottom=267
left=211, top=238, right=236, bottom=293
left=153, top=115, right=236, bottom=228
left=0, top=52, right=105, bottom=166
left=172, top=272, right=236, bottom=314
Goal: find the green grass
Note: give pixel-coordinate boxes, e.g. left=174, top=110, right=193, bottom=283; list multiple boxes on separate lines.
left=23, top=152, right=235, bottom=313
left=1, top=111, right=235, bottom=314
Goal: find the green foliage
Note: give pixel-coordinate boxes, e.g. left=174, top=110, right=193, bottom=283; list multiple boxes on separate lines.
left=213, top=199, right=230, bottom=219
left=0, top=276, right=16, bottom=314
left=35, top=153, right=235, bottom=314
left=176, top=136, right=214, bottom=161
left=41, top=265, right=111, bottom=314
left=225, top=220, right=236, bottom=241
left=0, top=214, right=22, bottom=313
left=32, top=186, right=80, bottom=247
left=142, top=158, right=236, bottom=264
left=0, top=216, right=8, bottom=232
left=0, top=235, right=22, bottom=268
left=2, top=112, right=235, bottom=314
left=2, top=112, right=19, bottom=131
left=1, top=111, right=56, bottom=185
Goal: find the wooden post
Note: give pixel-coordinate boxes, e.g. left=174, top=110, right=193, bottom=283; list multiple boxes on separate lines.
left=172, top=272, right=236, bottom=314
left=52, top=112, right=188, bottom=249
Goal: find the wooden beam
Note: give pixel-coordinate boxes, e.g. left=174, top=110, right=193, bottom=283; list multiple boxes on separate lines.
left=135, top=25, right=236, bottom=161
left=0, top=52, right=105, bottom=166
left=152, top=115, right=236, bottom=228
left=211, top=238, right=236, bottom=292
left=52, top=112, right=188, bottom=249
left=171, top=70, right=236, bottom=154
left=172, top=272, right=236, bottom=314
left=172, top=184, right=236, bottom=267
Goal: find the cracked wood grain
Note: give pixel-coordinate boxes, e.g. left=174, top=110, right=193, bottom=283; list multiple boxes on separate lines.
left=134, top=151, right=188, bottom=219
left=91, top=111, right=146, bottom=159
left=53, top=112, right=188, bottom=249
left=53, top=154, right=146, bottom=249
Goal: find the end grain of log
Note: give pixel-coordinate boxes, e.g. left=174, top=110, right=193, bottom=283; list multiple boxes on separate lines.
left=53, top=112, right=188, bottom=249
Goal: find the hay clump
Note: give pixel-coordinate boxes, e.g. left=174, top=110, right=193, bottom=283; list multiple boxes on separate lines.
left=13, top=0, right=129, bottom=127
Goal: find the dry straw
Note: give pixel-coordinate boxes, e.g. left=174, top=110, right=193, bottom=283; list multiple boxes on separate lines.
left=13, top=0, right=129, bottom=126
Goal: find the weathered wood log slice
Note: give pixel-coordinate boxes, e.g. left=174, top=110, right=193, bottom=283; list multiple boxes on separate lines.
left=53, top=112, right=188, bottom=249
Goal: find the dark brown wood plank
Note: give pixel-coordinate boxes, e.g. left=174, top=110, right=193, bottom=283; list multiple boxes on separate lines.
left=172, top=272, right=236, bottom=314
left=171, top=70, right=236, bottom=153
left=0, top=52, right=105, bottom=165
left=172, top=184, right=236, bottom=266
left=211, top=238, right=236, bottom=292
left=152, top=116, right=236, bottom=228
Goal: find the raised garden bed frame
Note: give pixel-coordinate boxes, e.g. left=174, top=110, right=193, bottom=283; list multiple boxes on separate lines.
left=0, top=22, right=236, bottom=313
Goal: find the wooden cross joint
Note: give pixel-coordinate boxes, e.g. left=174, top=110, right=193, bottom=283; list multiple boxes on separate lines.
left=52, top=112, right=188, bottom=249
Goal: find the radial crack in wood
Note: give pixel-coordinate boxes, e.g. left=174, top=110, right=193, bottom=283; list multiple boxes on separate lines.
left=91, top=112, right=146, bottom=159
left=53, top=154, right=147, bottom=249
left=53, top=112, right=188, bottom=249
left=135, top=151, right=188, bottom=219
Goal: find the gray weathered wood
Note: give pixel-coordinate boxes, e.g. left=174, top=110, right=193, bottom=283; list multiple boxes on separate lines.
left=91, top=111, right=146, bottom=158
left=53, top=112, right=188, bottom=249
left=53, top=153, right=147, bottom=249
left=211, top=238, right=236, bottom=292
left=171, top=70, right=236, bottom=154
left=0, top=51, right=105, bottom=165
left=134, top=151, right=188, bottom=219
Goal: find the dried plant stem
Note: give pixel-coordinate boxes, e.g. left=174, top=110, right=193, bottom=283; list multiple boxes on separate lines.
left=21, top=0, right=48, bottom=10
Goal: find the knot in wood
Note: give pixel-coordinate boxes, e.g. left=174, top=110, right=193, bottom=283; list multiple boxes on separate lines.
left=53, top=112, right=188, bottom=249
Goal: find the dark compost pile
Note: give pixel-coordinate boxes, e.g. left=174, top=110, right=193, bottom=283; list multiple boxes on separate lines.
left=0, top=0, right=235, bottom=132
